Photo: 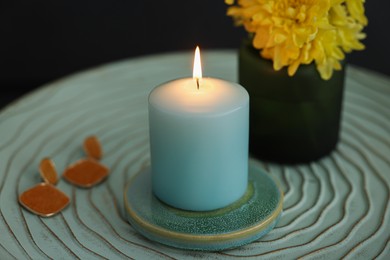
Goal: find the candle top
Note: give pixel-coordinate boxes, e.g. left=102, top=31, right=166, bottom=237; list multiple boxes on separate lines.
left=149, top=78, right=249, bottom=116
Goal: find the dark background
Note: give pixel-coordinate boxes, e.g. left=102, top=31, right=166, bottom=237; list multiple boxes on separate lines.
left=1, top=1, right=389, bottom=109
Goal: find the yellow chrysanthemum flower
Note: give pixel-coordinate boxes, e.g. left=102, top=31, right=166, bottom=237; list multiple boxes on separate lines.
left=226, top=0, right=367, bottom=80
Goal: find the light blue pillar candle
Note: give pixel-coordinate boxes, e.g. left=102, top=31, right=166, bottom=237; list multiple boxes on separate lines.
left=149, top=77, right=249, bottom=211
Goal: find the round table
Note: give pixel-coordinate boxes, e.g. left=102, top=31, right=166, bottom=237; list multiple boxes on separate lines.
left=0, top=51, right=389, bottom=259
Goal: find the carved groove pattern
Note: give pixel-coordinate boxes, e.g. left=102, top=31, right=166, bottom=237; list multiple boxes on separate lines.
left=0, top=52, right=389, bottom=259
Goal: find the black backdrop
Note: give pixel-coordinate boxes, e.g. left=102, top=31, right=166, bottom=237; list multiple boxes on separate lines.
left=1, top=1, right=389, bottom=109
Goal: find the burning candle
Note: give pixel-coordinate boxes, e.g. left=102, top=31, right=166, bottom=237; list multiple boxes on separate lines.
left=148, top=47, right=249, bottom=211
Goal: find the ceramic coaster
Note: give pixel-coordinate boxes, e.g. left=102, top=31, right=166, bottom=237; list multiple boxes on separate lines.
left=124, top=159, right=283, bottom=251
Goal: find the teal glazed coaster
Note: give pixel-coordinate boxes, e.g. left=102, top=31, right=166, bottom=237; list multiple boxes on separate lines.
left=124, top=160, right=283, bottom=251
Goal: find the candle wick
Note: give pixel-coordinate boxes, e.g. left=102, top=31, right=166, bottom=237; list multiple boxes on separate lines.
left=196, top=78, right=199, bottom=90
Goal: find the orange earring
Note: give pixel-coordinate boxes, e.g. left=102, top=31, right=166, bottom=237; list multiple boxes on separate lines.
left=62, top=135, right=109, bottom=188
left=19, top=158, right=70, bottom=217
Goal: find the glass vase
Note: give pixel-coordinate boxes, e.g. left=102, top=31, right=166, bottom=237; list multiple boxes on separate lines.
left=239, top=41, right=346, bottom=164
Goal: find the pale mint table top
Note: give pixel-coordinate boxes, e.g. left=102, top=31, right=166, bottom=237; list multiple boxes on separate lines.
left=0, top=50, right=389, bottom=259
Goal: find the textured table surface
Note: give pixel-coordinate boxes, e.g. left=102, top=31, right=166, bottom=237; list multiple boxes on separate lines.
left=0, top=51, right=389, bottom=259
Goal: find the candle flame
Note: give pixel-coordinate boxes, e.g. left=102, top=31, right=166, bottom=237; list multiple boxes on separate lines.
left=193, top=46, right=202, bottom=81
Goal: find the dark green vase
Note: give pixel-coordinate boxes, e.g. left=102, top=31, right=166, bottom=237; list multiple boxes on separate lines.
left=239, top=41, right=346, bottom=164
